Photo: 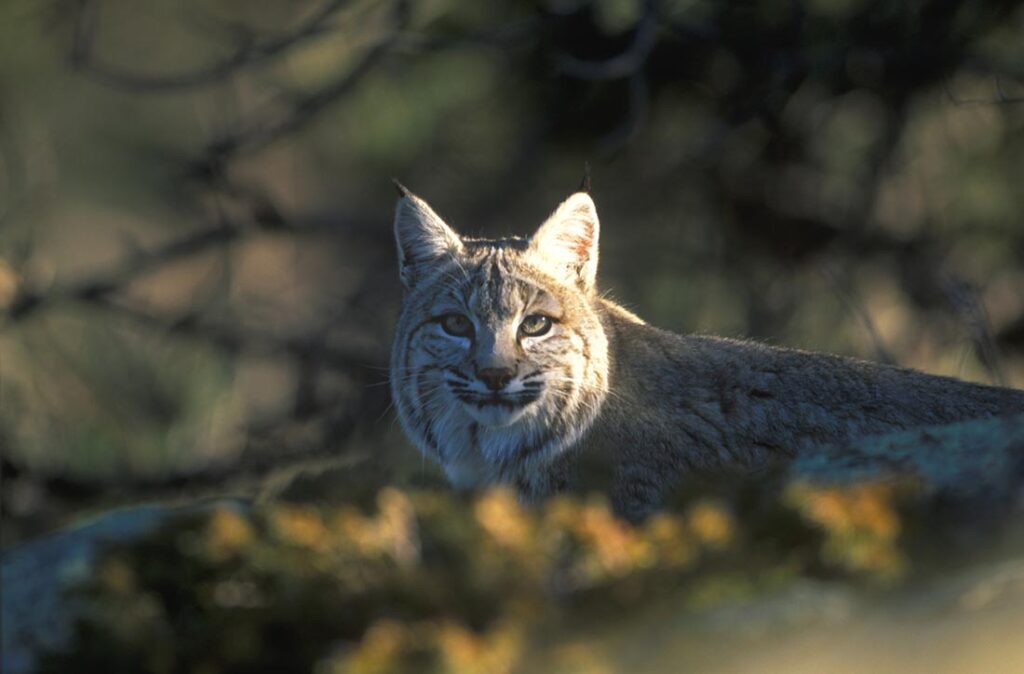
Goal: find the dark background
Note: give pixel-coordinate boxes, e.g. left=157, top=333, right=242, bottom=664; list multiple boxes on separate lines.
left=3, top=0, right=1024, bottom=543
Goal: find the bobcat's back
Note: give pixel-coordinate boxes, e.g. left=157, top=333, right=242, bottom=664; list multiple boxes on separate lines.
left=591, top=304, right=1024, bottom=517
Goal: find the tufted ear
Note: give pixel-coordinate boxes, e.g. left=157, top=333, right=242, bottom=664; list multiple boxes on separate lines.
left=529, top=192, right=599, bottom=292
left=393, top=189, right=463, bottom=288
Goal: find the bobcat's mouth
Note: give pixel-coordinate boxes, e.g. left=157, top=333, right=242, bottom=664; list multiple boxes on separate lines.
left=452, top=391, right=542, bottom=426
left=455, top=391, right=540, bottom=409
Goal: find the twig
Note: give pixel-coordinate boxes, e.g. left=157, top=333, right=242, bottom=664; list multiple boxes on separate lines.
left=198, top=0, right=411, bottom=160
left=555, top=0, right=659, bottom=81
left=599, top=70, right=650, bottom=153
left=88, top=296, right=384, bottom=371
left=940, top=273, right=1006, bottom=387
left=821, top=264, right=897, bottom=366
left=3, top=222, right=241, bottom=324
left=70, top=0, right=355, bottom=92
left=393, top=15, right=544, bottom=55
left=942, top=77, right=1024, bottom=106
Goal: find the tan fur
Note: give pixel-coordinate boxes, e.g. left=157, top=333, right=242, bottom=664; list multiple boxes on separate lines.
left=391, top=190, right=1024, bottom=520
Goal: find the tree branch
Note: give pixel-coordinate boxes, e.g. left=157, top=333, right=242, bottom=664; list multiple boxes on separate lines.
left=69, top=0, right=356, bottom=93
left=555, top=0, right=659, bottom=82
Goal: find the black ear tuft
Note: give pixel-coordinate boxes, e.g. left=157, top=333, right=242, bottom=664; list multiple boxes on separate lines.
left=578, top=163, right=591, bottom=193
left=392, top=178, right=412, bottom=198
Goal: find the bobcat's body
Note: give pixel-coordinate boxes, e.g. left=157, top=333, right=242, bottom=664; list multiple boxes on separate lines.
left=390, top=187, right=1024, bottom=519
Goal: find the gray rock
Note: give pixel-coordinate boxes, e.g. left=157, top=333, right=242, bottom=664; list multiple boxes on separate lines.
left=792, top=413, right=1024, bottom=499
left=1, top=501, right=245, bottom=674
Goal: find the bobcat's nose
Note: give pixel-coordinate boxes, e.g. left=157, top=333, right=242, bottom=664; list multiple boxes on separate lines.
left=477, top=367, right=514, bottom=392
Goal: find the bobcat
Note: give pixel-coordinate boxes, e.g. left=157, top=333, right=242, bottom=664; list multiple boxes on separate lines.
left=390, top=186, right=1024, bottom=520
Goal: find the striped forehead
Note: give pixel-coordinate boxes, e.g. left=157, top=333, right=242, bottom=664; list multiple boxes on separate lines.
left=466, top=249, right=532, bottom=319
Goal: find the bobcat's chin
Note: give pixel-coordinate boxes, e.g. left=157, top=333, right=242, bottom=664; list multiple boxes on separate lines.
left=459, top=395, right=539, bottom=428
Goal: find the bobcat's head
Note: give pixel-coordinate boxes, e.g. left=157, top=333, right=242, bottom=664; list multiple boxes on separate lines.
left=390, top=188, right=609, bottom=486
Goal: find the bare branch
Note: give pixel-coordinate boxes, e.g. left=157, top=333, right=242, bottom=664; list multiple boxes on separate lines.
left=89, top=296, right=384, bottom=371
left=940, top=273, right=1006, bottom=387
left=820, top=264, right=897, bottom=366
left=197, top=0, right=412, bottom=160
left=3, top=222, right=241, bottom=324
left=599, top=70, right=650, bottom=154
left=70, top=0, right=356, bottom=92
left=555, top=0, right=659, bottom=81
left=942, top=77, right=1024, bottom=106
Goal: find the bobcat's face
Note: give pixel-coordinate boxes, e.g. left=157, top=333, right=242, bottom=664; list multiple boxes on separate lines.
left=398, top=248, right=599, bottom=430
left=422, top=267, right=569, bottom=428
left=391, top=190, right=608, bottom=485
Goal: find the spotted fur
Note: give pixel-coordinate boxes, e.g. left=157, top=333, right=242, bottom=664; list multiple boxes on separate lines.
left=391, top=190, right=1024, bottom=520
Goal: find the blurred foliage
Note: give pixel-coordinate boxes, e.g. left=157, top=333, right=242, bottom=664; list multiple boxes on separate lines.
left=4, top=2, right=1024, bottom=669
left=38, top=477, right=943, bottom=674
left=1, top=0, right=1024, bottom=545
left=2, top=308, right=238, bottom=477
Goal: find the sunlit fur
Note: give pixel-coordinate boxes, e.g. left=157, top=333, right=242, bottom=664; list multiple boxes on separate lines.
left=391, top=193, right=607, bottom=488
left=392, top=190, right=1024, bottom=521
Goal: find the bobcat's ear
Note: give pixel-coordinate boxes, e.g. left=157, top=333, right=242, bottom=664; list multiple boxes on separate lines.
left=393, top=191, right=463, bottom=288
left=530, top=192, right=599, bottom=292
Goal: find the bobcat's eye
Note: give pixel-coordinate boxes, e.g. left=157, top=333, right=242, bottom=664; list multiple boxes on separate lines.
left=440, top=313, right=474, bottom=338
left=519, top=314, right=553, bottom=337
